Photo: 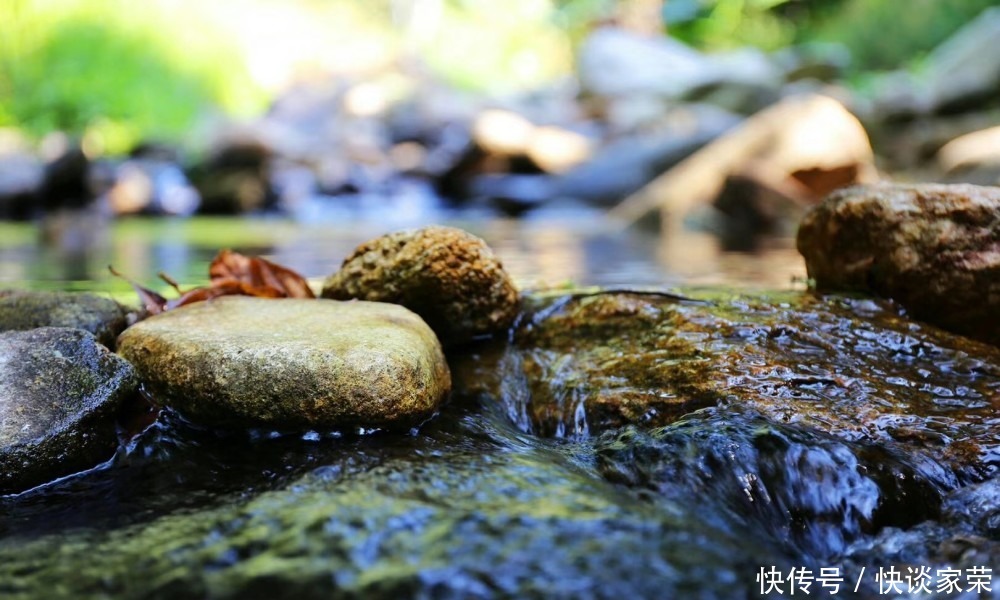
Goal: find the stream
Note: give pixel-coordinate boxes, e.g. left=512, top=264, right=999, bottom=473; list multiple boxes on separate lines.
left=1, top=214, right=997, bottom=599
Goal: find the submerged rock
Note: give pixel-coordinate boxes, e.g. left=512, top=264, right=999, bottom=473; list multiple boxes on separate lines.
left=117, top=297, right=451, bottom=430
left=0, top=327, right=137, bottom=494
left=321, top=226, right=520, bottom=346
left=797, top=183, right=1000, bottom=346
left=594, top=409, right=941, bottom=559
left=452, top=290, right=1000, bottom=482
left=0, top=290, right=132, bottom=349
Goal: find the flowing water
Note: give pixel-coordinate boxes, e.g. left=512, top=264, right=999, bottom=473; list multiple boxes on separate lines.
left=1, top=214, right=998, bottom=599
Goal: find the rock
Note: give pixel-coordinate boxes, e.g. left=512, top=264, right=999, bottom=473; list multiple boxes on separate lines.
left=0, top=327, right=137, bottom=494
left=470, top=110, right=592, bottom=174
left=321, top=226, right=519, bottom=346
left=551, top=110, right=741, bottom=206
left=577, top=27, right=714, bottom=100
left=188, top=137, right=275, bottom=214
left=451, top=290, right=1000, bottom=482
left=577, top=27, right=781, bottom=106
left=796, top=183, right=1000, bottom=346
left=867, top=109, right=1000, bottom=172
left=117, top=297, right=450, bottom=430
left=34, top=145, right=97, bottom=214
left=610, top=94, right=878, bottom=230
left=937, top=124, right=1000, bottom=185
left=106, top=158, right=201, bottom=216
left=0, top=290, right=132, bottom=349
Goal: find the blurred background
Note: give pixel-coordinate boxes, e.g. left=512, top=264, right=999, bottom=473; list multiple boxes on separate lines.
left=1, top=0, right=999, bottom=294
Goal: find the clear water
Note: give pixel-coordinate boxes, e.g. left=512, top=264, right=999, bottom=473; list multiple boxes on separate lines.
left=0, top=211, right=806, bottom=296
left=4, top=212, right=997, bottom=599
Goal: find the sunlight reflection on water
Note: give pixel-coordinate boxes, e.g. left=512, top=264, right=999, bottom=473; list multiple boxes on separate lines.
left=0, top=210, right=807, bottom=294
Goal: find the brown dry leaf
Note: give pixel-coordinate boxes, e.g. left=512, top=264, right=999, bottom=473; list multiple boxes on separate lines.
left=108, top=265, right=168, bottom=315
left=111, top=250, right=315, bottom=315
left=209, top=249, right=315, bottom=298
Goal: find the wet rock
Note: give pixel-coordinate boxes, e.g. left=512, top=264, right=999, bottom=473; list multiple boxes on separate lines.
left=796, top=183, right=1000, bottom=346
left=0, top=290, right=132, bottom=349
left=942, top=478, right=1000, bottom=536
left=594, top=409, right=942, bottom=558
left=0, top=399, right=775, bottom=599
left=321, top=226, right=520, bottom=346
left=452, top=290, right=1000, bottom=481
left=117, top=297, right=450, bottom=430
left=0, top=327, right=137, bottom=494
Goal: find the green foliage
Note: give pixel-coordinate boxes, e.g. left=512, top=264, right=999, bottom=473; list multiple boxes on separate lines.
left=664, top=0, right=998, bottom=73
left=403, top=0, right=573, bottom=91
left=0, top=0, right=264, bottom=154
left=666, top=0, right=799, bottom=51
left=807, top=0, right=999, bottom=71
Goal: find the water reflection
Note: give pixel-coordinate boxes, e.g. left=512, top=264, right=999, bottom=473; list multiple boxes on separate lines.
left=0, top=212, right=807, bottom=292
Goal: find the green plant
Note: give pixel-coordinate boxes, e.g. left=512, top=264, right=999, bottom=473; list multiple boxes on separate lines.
left=0, top=0, right=265, bottom=154
left=807, top=0, right=999, bottom=72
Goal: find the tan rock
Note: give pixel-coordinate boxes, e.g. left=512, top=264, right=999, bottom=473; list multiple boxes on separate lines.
left=609, top=94, right=878, bottom=229
left=797, top=183, right=1000, bottom=346
left=321, top=226, right=520, bottom=346
left=117, top=297, right=451, bottom=430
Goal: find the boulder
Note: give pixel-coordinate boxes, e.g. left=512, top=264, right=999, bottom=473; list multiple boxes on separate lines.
left=609, top=94, right=878, bottom=230
left=797, top=183, right=1000, bottom=346
left=0, top=290, right=132, bottom=349
left=321, top=226, right=519, bottom=346
left=117, top=297, right=451, bottom=430
left=0, top=327, right=137, bottom=494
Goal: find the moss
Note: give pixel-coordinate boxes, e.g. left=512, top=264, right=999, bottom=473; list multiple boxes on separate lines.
left=453, top=289, right=1000, bottom=481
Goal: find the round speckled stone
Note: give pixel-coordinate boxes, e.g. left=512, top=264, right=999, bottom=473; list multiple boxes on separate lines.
left=117, top=296, right=451, bottom=431
left=321, top=226, right=519, bottom=346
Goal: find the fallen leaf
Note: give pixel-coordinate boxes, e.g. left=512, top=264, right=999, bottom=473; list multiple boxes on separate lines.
left=108, top=265, right=168, bottom=315
left=111, top=250, right=315, bottom=315
left=209, top=249, right=315, bottom=298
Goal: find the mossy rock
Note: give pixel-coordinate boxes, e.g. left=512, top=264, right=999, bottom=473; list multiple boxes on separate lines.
left=0, top=327, right=138, bottom=494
